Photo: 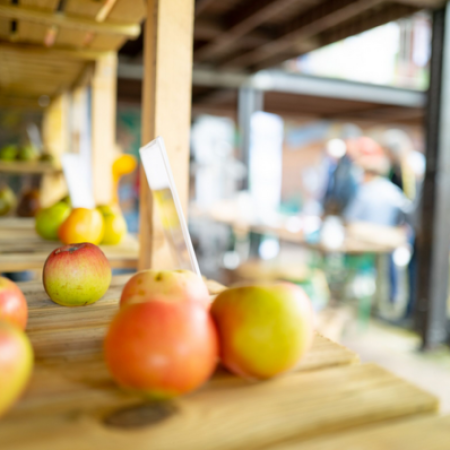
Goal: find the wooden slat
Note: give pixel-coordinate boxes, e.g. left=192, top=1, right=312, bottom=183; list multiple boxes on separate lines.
left=0, top=219, right=139, bottom=272
left=0, top=160, right=60, bottom=174
left=195, top=0, right=304, bottom=62
left=139, top=0, right=194, bottom=270
left=0, top=3, right=140, bottom=37
left=0, top=41, right=109, bottom=59
left=0, top=363, right=437, bottom=450
left=269, top=414, right=450, bottom=449
left=20, top=0, right=59, bottom=11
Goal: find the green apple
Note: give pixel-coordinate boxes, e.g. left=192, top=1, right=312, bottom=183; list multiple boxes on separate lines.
left=0, top=145, right=18, bottom=161
left=35, top=201, right=71, bottom=240
left=0, top=186, right=16, bottom=216
left=0, top=320, right=33, bottom=418
left=18, top=145, right=39, bottom=162
left=211, top=283, right=315, bottom=380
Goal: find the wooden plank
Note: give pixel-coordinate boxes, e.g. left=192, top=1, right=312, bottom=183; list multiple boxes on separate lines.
left=0, top=3, right=140, bottom=37
left=0, top=363, right=437, bottom=450
left=91, top=52, right=117, bottom=205
left=0, top=161, right=61, bottom=174
left=0, top=220, right=140, bottom=272
left=269, top=414, right=450, bottom=449
left=20, top=0, right=59, bottom=11
left=139, top=0, right=194, bottom=270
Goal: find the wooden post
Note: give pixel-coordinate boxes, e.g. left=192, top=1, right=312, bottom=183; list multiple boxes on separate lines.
left=91, top=52, right=117, bottom=206
left=40, top=93, right=70, bottom=207
left=139, top=0, right=195, bottom=270
left=416, top=5, right=450, bottom=349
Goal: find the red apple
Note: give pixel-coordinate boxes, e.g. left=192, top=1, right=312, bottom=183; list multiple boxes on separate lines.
left=211, top=283, right=315, bottom=380
left=43, top=243, right=112, bottom=307
left=120, top=269, right=210, bottom=309
left=0, top=320, right=33, bottom=417
left=104, top=300, right=218, bottom=398
left=0, top=277, right=28, bottom=330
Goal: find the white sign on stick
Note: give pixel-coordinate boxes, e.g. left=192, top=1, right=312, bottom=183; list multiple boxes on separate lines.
left=61, top=153, right=95, bottom=209
left=139, top=136, right=201, bottom=276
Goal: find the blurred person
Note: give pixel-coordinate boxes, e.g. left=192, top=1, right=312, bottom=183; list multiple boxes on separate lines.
left=344, top=137, right=413, bottom=311
left=379, top=129, right=425, bottom=320
left=322, top=124, right=362, bottom=215
left=344, top=137, right=412, bottom=226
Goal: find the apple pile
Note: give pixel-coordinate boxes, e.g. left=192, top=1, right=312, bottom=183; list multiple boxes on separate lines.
left=35, top=201, right=127, bottom=246
left=0, top=277, right=33, bottom=418
left=105, top=269, right=315, bottom=397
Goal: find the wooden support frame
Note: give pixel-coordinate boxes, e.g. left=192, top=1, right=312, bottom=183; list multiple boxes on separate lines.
left=91, top=52, right=117, bottom=206
left=0, top=3, right=140, bottom=38
left=139, top=0, right=195, bottom=270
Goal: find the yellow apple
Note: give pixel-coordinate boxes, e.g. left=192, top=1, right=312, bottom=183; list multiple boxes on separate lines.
left=211, top=283, right=315, bottom=380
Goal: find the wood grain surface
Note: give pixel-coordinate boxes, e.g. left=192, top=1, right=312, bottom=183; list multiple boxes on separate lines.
left=0, top=218, right=139, bottom=272
left=269, top=414, right=450, bottom=450
left=0, top=277, right=439, bottom=450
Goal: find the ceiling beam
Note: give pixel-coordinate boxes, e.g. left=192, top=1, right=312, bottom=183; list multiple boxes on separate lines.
left=194, top=0, right=303, bottom=62
left=394, top=0, right=445, bottom=7
left=0, top=3, right=140, bottom=38
left=251, top=3, right=418, bottom=70
left=195, top=18, right=272, bottom=47
left=118, top=63, right=426, bottom=108
left=219, top=0, right=384, bottom=69
left=195, top=0, right=217, bottom=17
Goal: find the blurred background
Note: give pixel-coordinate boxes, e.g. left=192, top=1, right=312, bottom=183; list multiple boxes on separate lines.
left=2, top=0, right=450, bottom=410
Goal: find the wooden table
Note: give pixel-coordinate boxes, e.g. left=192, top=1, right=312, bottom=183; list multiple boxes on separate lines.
left=0, top=275, right=447, bottom=449
left=0, top=218, right=139, bottom=272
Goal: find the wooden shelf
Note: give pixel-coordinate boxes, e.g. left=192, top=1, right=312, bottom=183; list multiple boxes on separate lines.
left=0, top=161, right=61, bottom=175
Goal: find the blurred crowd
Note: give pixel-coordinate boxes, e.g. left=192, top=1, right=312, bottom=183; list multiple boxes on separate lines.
left=322, top=128, right=425, bottom=320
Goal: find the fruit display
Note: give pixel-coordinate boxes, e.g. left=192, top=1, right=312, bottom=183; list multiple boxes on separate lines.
left=58, top=207, right=105, bottom=245
left=0, top=277, right=28, bottom=330
left=104, top=300, right=219, bottom=398
left=211, top=283, right=315, bottom=380
left=0, top=145, right=18, bottom=161
left=16, top=189, right=40, bottom=217
left=120, top=269, right=210, bottom=309
left=0, top=320, right=33, bottom=418
left=0, top=186, right=16, bottom=216
left=97, top=204, right=127, bottom=245
left=43, top=243, right=111, bottom=306
left=35, top=201, right=71, bottom=241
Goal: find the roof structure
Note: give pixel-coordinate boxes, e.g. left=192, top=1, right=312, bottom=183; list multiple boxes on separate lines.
left=193, top=0, right=443, bottom=71
left=0, top=0, right=145, bottom=106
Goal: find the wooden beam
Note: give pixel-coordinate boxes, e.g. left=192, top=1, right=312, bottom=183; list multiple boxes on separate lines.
left=194, top=18, right=272, bottom=47
left=91, top=53, right=117, bottom=205
left=232, top=2, right=418, bottom=71
left=0, top=3, right=140, bottom=38
left=194, top=0, right=302, bottom=62
left=0, top=41, right=110, bottom=60
left=219, top=0, right=384, bottom=70
left=139, top=0, right=195, bottom=270
left=195, top=0, right=216, bottom=17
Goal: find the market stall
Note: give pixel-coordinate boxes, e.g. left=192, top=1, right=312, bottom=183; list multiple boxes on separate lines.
left=0, top=1, right=449, bottom=449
